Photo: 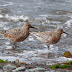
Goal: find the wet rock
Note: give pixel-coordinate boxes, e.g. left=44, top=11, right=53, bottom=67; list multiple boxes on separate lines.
left=13, top=66, right=25, bottom=72
left=25, top=67, right=47, bottom=72
left=63, top=51, right=72, bottom=58
left=3, top=64, right=16, bottom=72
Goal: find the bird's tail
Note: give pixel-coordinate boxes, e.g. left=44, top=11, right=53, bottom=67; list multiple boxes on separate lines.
left=30, top=32, right=37, bottom=35
left=0, top=30, right=6, bottom=35
left=0, top=30, right=7, bottom=40
left=30, top=32, right=39, bottom=37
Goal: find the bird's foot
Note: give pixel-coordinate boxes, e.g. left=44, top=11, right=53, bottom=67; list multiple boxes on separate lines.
left=47, top=45, right=50, bottom=50
left=47, top=52, right=50, bottom=58
left=12, top=45, right=19, bottom=49
left=15, top=45, right=19, bottom=48
left=12, top=45, right=16, bottom=49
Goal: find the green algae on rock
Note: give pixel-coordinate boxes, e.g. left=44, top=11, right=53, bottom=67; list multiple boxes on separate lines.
left=67, top=61, right=72, bottom=65
left=49, top=61, right=72, bottom=69
left=49, top=65, right=59, bottom=68
left=49, top=64, right=71, bottom=69
left=0, top=59, right=9, bottom=63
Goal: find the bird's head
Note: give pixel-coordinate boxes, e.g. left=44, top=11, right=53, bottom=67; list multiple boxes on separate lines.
left=23, top=22, right=36, bottom=29
left=56, top=28, right=69, bottom=35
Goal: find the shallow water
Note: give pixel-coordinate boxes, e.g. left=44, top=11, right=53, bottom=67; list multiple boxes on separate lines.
left=0, top=0, right=72, bottom=72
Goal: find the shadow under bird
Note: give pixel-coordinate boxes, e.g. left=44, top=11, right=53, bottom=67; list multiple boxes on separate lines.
left=0, top=22, right=36, bottom=48
left=31, top=28, right=69, bottom=49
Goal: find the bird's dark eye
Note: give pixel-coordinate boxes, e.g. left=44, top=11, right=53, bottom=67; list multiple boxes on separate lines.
left=28, top=24, right=30, bottom=26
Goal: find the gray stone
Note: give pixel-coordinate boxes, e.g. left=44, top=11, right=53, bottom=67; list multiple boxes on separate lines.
left=13, top=66, right=25, bottom=72
left=25, top=67, right=47, bottom=72
left=3, top=64, right=16, bottom=72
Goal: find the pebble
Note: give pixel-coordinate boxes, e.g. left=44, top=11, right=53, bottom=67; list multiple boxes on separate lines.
left=13, top=66, right=25, bottom=72
left=3, top=64, right=16, bottom=72
left=25, top=67, right=47, bottom=72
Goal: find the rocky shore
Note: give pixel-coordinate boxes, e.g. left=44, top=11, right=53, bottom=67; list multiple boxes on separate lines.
left=0, top=58, right=72, bottom=72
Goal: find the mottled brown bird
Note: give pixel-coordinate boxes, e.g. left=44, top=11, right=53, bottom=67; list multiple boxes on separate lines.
left=1, top=22, right=35, bottom=48
left=31, top=28, right=69, bottom=49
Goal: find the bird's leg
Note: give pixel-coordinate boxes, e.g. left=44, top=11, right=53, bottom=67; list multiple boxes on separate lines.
left=12, top=42, right=19, bottom=49
left=46, top=40, right=52, bottom=50
left=47, top=45, right=50, bottom=58
left=47, top=45, right=50, bottom=49
left=12, top=42, right=16, bottom=49
left=46, top=41, right=52, bottom=58
left=14, top=42, right=16, bottom=47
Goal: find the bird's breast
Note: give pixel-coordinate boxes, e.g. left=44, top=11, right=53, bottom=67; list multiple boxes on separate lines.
left=52, top=34, right=61, bottom=44
left=15, top=31, right=30, bottom=42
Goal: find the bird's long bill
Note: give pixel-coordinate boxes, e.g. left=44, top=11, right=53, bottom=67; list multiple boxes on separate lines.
left=63, top=31, right=69, bottom=35
left=31, top=26, right=37, bottom=29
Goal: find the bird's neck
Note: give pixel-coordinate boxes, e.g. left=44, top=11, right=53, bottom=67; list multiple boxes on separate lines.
left=52, top=32, right=62, bottom=44
left=56, top=33, right=62, bottom=39
left=22, top=27, right=29, bottom=31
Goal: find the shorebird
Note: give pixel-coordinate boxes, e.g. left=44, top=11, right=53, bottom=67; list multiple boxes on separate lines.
left=0, top=22, right=36, bottom=48
left=31, top=28, right=69, bottom=49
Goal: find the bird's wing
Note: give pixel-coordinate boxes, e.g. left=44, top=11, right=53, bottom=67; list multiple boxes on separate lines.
left=4, top=28, right=22, bottom=38
left=31, top=31, right=53, bottom=43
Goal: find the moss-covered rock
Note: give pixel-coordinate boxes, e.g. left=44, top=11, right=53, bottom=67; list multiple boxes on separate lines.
left=67, top=61, right=72, bottom=65
left=63, top=51, right=72, bottom=58
left=59, top=64, right=71, bottom=68
left=49, top=65, right=59, bottom=68
left=49, top=64, right=71, bottom=69
left=49, top=60, right=72, bottom=69
left=0, top=59, right=9, bottom=63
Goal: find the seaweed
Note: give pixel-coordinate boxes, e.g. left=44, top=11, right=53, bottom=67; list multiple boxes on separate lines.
left=49, top=61, right=72, bottom=69
left=0, top=59, right=9, bottom=63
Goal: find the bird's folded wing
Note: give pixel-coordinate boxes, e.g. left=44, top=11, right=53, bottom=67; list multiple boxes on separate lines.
left=5, top=28, right=22, bottom=38
left=31, top=31, right=53, bottom=42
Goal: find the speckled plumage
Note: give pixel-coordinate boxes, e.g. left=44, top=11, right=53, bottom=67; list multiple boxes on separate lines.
left=2, top=22, right=35, bottom=48
left=31, top=28, right=68, bottom=48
